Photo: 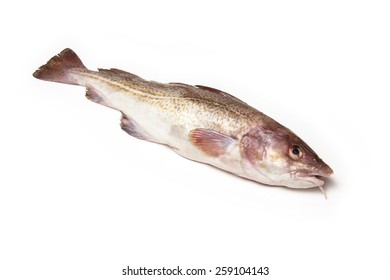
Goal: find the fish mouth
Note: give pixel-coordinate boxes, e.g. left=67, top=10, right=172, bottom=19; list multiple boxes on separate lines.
left=291, top=171, right=332, bottom=187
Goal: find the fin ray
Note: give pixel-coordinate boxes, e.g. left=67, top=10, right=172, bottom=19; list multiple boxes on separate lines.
left=98, top=68, right=142, bottom=80
left=195, top=85, right=247, bottom=104
left=85, top=86, right=113, bottom=108
left=189, top=128, right=237, bottom=157
left=120, top=114, right=155, bottom=142
left=33, top=48, right=86, bottom=85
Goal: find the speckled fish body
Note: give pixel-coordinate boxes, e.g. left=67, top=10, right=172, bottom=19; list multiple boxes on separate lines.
left=33, top=49, right=333, bottom=192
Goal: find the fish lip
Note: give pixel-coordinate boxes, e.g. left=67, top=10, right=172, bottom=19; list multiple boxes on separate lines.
left=291, top=170, right=332, bottom=187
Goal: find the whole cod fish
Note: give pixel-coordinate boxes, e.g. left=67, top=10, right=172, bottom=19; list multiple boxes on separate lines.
left=33, top=48, right=333, bottom=194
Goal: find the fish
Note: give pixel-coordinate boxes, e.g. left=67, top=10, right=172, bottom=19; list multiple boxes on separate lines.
left=33, top=48, right=333, bottom=195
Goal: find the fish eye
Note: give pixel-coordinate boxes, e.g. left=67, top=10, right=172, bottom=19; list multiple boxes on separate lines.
left=289, top=145, right=303, bottom=160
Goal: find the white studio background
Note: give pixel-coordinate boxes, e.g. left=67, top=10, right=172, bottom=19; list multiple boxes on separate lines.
left=1, top=1, right=389, bottom=279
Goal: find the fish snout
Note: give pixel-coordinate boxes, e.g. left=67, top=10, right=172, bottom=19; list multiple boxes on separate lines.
left=321, top=164, right=334, bottom=177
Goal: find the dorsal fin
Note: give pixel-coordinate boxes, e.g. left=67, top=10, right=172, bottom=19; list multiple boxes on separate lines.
left=98, top=68, right=141, bottom=79
left=169, top=82, right=195, bottom=87
left=195, top=85, right=247, bottom=104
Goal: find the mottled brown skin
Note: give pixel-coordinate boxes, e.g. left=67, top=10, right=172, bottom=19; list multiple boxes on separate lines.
left=78, top=69, right=332, bottom=188
left=33, top=48, right=333, bottom=192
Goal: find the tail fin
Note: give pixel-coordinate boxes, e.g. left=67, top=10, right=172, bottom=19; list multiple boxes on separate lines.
left=33, top=48, right=87, bottom=85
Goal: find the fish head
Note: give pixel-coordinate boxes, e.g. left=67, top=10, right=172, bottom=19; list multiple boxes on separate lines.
left=241, top=125, right=333, bottom=189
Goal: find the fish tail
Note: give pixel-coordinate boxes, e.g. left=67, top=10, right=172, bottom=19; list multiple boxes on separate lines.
left=33, top=48, right=86, bottom=85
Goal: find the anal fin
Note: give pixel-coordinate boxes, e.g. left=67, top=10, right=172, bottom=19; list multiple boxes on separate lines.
left=85, top=86, right=113, bottom=108
left=120, top=114, right=155, bottom=142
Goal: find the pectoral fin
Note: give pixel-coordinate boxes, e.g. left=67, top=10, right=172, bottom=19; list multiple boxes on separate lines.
left=189, top=128, right=237, bottom=157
